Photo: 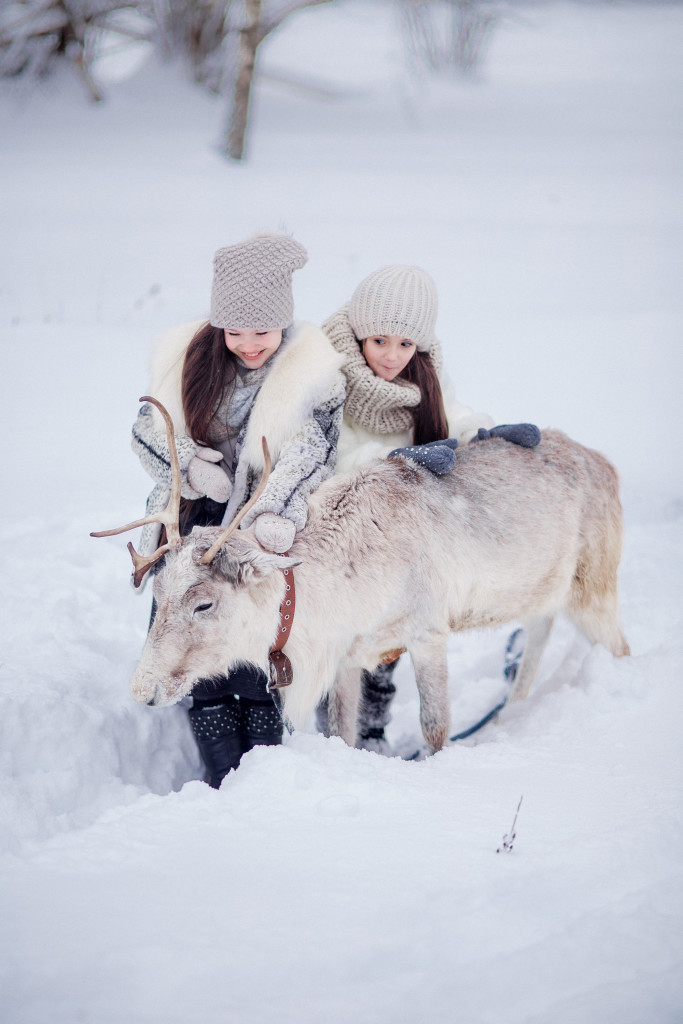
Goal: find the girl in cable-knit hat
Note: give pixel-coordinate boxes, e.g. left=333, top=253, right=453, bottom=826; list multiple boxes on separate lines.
left=132, top=233, right=345, bottom=787
left=324, top=264, right=494, bottom=474
left=321, top=264, right=537, bottom=753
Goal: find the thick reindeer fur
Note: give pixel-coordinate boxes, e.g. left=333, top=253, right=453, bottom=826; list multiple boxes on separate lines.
left=131, top=430, right=629, bottom=752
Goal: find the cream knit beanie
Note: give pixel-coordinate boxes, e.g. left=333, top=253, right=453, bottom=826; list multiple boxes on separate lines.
left=348, top=265, right=438, bottom=351
left=210, top=233, right=308, bottom=330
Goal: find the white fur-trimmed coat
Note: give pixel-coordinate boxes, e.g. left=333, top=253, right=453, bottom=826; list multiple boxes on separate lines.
left=132, top=319, right=345, bottom=557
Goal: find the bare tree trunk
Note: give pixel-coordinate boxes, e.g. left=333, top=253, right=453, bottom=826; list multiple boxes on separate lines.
left=224, top=0, right=262, bottom=161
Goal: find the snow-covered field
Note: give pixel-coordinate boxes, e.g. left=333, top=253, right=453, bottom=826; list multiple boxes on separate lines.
left=1, top=2, right=682, bottom=1022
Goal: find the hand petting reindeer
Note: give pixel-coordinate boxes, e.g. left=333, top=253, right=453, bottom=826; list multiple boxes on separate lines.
left=94, top=394, right=629, bottom=758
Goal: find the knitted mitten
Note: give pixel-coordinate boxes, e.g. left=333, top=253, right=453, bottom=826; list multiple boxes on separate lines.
left=187, top=448, right=231, bottom=502
left=471, top=424, right=541, bottom=448
left=253, top=512, right=296, bottom=553
left=388, top=437, right=458, bottom=475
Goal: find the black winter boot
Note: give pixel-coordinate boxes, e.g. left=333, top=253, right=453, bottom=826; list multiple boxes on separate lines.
left=316, top=660, right=399, bottom=753
left=315, top=696, right=329, bottom=737
left=239, top=697, right=283, bottom=751
left=357, top=659, right=399, bottom=754
left=188, top=696, right=244, bottom=789
left=192, top=665, right=270, bottom=701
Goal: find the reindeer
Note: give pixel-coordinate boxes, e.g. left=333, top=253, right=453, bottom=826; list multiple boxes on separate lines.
left=93, top=397, right=630, bottom=754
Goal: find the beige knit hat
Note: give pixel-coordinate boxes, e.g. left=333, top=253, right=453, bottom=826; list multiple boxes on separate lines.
left=210, top=233, right=308, bottom=329
left=348, top=264, right=438, bottom=351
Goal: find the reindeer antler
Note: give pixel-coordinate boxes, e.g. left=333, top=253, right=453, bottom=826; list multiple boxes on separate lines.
left=199, top=437, right=272, bottom=564
left=92, top=397, right=272, bottom=584
left=91, top=396, right=183, bottom=588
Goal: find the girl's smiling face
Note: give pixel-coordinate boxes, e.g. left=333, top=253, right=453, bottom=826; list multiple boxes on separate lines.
left=362, top=335, right=417, bottom=381
left=224, top=328, right=283, bottom=369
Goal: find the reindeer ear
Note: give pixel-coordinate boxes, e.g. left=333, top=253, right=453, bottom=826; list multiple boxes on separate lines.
left=212, top=545, right=300, bottom=586
left=237, top=549, right=301, bottom=585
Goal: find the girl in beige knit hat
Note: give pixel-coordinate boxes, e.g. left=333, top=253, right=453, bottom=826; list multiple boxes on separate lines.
left=323, top=264, right=493, bottom=477
left=131, top=233, right=346, bottom=787
left=321, top=263, right=536, bottom=754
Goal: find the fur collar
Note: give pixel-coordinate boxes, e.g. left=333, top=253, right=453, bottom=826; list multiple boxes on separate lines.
left=148, top=319, right=344, bottom=467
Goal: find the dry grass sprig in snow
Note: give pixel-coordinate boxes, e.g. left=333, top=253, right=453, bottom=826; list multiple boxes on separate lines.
left=496, top=795, right=523, bottom=853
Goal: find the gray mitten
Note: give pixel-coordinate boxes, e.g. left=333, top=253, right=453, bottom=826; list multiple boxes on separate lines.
left=472, top=424, right=541, bottom=448
left=187, top=447, right=232, bottom=502
left=253, top=513, right=297, bottom=553
left=388, top=438, right=458, bottom=475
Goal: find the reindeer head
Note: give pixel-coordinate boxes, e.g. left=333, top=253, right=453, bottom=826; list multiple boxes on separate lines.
left=92, top=397, right=294, bottom=706
left=131, top=528, right=296, bottom=706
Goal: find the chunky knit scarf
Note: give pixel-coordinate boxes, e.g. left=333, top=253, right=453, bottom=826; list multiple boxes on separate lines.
left=322, top=303, right=444, bottom=435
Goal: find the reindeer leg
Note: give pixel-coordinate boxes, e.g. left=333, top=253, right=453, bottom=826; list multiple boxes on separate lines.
left=327, top=667, right=363, bottom=747
left=409, top=634, right=450, bottom=753
left=509, top=614, right=555, bottom=702
left=568, top=589, right=630, bottom=659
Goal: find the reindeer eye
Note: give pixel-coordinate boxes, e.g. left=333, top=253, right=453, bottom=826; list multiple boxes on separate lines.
left=194, top=602, right=213, bottom=614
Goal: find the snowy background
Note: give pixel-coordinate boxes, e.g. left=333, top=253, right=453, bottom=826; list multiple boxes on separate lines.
left=1, top=2, right=682, bottom=1022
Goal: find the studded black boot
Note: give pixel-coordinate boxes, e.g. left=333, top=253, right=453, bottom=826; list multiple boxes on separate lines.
left=239, top=697, right=283, bottom=751
left=188, top=696, right=244, bottom=789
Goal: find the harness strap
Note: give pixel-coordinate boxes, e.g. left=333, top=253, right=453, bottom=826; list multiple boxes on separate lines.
left=267, top=566, right=295, bottom=690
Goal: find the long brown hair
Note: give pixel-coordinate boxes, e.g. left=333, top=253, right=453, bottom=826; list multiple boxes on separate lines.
left=398, top=350, right=449, bottom=445
left=181, top=322, right=237, bottom=445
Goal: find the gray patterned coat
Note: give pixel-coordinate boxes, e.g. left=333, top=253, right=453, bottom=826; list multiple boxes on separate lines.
left=132, top=319, right=346, bottom=559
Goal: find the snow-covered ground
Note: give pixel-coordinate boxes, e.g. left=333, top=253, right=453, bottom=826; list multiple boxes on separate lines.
left=1, top=2, right=682, bottom=1022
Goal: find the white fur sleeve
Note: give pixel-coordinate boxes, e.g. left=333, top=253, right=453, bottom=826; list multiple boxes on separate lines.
left=442, top=374, right=494, bottom=444
left=336, top=437, right=394, bottom=473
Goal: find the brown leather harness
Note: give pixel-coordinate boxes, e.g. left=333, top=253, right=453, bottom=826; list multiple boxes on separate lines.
left=266, top=565, right=406, bottom=690
left=267, top=566, right=295, bottom=690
